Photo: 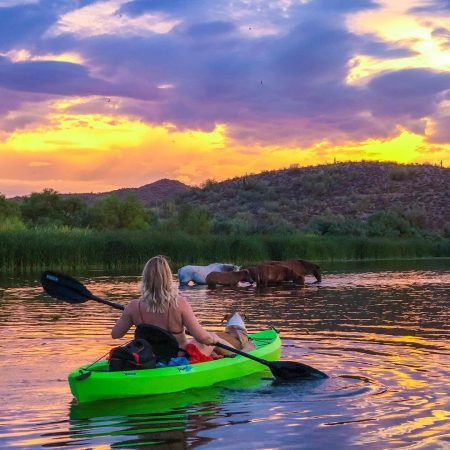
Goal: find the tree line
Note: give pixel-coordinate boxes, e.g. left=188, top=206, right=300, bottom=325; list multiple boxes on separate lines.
left=1, top=188, right=448, bottom=239
left=0, top=189, right=210, bottom=234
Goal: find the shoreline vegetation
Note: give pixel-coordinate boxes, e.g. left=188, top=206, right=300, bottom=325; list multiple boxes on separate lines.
left=1, top=163, right=449, bottom=272
left=1, top=229, right=449, bottom=273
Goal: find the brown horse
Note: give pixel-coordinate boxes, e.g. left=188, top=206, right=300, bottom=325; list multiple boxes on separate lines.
left=266, top=259, right=322, bottom=284
left=205, top=269, right=253, bottom=288
left=247, top=264, right=299, bottom=287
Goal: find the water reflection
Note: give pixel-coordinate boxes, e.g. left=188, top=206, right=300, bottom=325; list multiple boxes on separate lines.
left=0, top=259, right=449, bottom=448
left=68, top=390, right=223, bottom=449
left=64, top=375, right=271, bottom=449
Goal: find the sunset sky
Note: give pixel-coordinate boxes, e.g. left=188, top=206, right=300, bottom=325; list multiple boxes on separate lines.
left=0, top=0, right=449, bottom=197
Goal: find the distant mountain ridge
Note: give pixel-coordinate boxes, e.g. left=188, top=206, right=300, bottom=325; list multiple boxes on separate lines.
left=63, top=178, right=190, bottom=205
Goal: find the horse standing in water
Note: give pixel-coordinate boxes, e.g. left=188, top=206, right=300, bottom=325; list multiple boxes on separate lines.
left=178, top=263, right=239, bottom=285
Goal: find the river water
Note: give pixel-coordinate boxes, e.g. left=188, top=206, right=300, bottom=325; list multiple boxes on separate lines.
left=0, top=259, right=449, bottom=449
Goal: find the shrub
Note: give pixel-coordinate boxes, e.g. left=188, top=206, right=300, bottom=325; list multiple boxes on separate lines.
left=389, top=166, right=417, bottom=181
left=367, top=211, right=412, bottom=237
left=90, top=194, right=152, bottom=230
left=0, top=216, right=26, bottom=231
left=0, top=195, right=24, bottom=230
left=20, top=189, right=89, bottom=227
left=201, top=179, right=218, bottom=190
left=402, top=207, right=428, bottom=229
left=228, top=212, right=257, bottom=234
left=177, top=205, right=211, bottom=234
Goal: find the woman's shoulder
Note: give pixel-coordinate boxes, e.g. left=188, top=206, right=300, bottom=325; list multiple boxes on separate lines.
left=176, top=295, right=189, bottom=310
left=125, top=298, right=140, bottom=312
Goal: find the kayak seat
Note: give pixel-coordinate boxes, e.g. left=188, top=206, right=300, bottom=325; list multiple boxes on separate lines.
left=134, top=324, right=186, bottom=364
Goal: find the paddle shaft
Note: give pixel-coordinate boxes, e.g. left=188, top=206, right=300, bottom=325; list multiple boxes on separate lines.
left=214, top=341, right=273, bottom=366
left=89, top=294, right=124, bottom=311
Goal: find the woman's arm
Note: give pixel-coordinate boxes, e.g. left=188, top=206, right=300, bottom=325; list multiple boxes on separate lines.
left=180, top=299, right=215, bottom=345
left=111, top=304, right=134, bottom=339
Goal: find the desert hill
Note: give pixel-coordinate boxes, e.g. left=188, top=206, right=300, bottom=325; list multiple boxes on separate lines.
left=8, top=162, right=449, bottom=236
left=173, top=162, right=450, bottom=234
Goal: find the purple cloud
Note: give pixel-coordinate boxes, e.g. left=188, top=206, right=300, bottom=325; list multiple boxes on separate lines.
left=0, top=3, right=57, bottom=50
left=432, top=27, right=450, bottom=50
left=367, top=69, right=450, bottom=119
left=430, top=115, right=450, bottom=143
left=185, top=21, right=237, bottom=38
left=0, top=0, right=449, bottom=145
left=359, top=39, right=418, bottom=58
left=120, top=0, right=204, bottom=16
left=410, top=0, right=450, bottom=13
left=0, top=58, right=161, bottom=100
left=0, top=1, right=98, bottom=50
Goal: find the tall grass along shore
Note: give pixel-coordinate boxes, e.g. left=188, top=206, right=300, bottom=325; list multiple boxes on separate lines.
left=1, top=229, right=449, bottom=273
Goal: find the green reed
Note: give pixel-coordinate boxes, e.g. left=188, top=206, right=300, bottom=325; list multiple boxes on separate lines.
left=0, top=229, right=448, bottom=273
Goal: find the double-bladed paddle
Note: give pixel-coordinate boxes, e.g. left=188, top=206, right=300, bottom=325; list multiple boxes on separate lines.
left=41, top=270, right=124, bottom=311
left=41, top=270, right=327, bottom=381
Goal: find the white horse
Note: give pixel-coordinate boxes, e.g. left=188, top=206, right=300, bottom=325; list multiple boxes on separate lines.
left=178, top=263, right=239, bottom=285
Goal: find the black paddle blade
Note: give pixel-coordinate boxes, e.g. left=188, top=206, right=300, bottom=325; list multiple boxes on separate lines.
left=41, top=271, right=93, bottom=304
left=268, top=360, right=328, bottom=381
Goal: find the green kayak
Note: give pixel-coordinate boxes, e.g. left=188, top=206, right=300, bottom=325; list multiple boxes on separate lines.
left=69, top=328, right=281, bottom=403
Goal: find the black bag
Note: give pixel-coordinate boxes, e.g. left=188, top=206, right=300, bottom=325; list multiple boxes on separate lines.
left=134, top=324, right=185, bottom=364
left=108, top=338, right=156, bottom=371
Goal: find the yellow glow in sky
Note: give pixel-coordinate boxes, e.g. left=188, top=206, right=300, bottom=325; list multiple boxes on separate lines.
left=355, top=131, right=422, bottom=163
left=6, top=114, right=148, bottom=152
left=1, top=113, right=448, bottom=197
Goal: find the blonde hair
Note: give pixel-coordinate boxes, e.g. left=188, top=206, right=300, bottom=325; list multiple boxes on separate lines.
left=139, top=255, right=178, bottom=313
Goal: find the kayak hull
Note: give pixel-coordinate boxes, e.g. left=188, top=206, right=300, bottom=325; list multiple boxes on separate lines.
left=68, top=328, right=281, bottom=403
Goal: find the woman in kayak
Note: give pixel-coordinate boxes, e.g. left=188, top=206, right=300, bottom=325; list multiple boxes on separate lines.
left=111, top=255, right=233, bottom=356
